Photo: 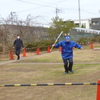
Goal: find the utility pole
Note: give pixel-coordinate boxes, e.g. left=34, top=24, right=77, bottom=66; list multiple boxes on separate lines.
left=78, top=0, right=81, bottom=27
left=56, top=8, right=58, bottom=18
left=9, top=12, right=17, bottom=24
left=55, top=8, right=61, bottom=20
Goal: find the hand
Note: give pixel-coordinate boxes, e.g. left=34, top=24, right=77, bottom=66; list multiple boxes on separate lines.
left=52, top=44, right=55, bottom=47
left=22, top=48, right=25, bottom=50
left=80, top=47, right=83, bottom=50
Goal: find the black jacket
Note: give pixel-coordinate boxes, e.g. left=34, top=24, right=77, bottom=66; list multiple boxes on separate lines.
left=13, top=39, right=24, bottom=48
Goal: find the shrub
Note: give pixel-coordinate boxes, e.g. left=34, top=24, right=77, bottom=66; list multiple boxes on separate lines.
left=77, top=37, right=89, bottom=45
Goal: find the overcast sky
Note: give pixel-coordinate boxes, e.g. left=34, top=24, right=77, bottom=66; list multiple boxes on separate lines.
left=0, top=0, right=100, bottom=26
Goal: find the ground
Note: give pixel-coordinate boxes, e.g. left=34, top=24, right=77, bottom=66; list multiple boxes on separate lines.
left=0, top=45, right=100, bottom=100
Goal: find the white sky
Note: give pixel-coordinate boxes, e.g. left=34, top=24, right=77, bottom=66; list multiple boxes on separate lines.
left=0, top=0, right=100, bottom=26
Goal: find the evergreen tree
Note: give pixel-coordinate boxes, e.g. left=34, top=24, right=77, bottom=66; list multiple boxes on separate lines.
left=48, top=17, right=76, bottom=40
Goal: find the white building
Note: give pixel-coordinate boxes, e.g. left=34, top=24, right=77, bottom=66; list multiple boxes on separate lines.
left=72, top=19, right=91, bottom=29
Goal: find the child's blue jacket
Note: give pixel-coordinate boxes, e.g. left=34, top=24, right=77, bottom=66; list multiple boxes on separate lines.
left=54, top=40, right=82, bottom=59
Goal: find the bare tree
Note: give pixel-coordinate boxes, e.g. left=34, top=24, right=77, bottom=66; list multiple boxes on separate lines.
left=0, top=13, right=48, bottom=53
left=0, top=22, right=10, bottom=53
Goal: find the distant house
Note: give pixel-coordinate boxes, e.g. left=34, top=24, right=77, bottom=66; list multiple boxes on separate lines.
left=72, top=19, right=91, bottom=29
left=71, top=18, right=100, bottom=30
left=91, top=18, right=100, bottom=30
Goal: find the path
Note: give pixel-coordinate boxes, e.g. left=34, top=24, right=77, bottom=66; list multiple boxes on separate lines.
left=0, top=50, right=100, bottom=65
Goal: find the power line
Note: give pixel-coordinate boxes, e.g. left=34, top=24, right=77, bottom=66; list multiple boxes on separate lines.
left=16, top=0, right=55, bottom=8
left=16, top=0, right=78, bottom=11
left=16, top=7, right=41, bottom=13
left=81, top=9, right=99, bottom=15
left=17, top=0, right=99, bottom=16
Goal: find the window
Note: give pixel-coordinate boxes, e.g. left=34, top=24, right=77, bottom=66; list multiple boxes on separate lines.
left=92, top=21, right=99, bottom=25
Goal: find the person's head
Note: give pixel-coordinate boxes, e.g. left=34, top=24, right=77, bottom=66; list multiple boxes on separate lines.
left=64, top=36, right=71, bottom=42
left=17, top=34, right=20, bottom=39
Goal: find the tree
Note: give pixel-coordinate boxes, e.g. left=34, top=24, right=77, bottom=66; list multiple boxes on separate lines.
left=81, top=24, right=86, bottom=28
left=47, top=17, right=76, bottom=41
left=0, top=13, right=32, bottom=53
left=0, top=19, right=10, bottom=53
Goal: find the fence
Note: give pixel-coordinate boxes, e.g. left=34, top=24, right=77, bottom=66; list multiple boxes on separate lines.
left=59, top=28, right=100, bottom=42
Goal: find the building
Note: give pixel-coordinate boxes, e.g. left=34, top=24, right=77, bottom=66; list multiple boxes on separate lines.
left=72, top=19, right=91, bottom=29
left=72, top=18, right=100, bottom=30
left=91, top=18, right=100, bottom=30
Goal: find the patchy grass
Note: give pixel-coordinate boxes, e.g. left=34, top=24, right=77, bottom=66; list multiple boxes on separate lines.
left=0, top=43, right=100, bottom=61
left=74, top=49, right=100, bottom=63
left=0, top=64, right=100, bottom=100
left=0, top=47, right=100, bottom=100
left=17, top=49, right=100, bottom=63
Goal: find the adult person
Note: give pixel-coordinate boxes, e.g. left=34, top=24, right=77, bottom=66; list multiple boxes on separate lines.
left=52, top=35, right=83, bottom=74
left=13, top=34, right=24, bottom=60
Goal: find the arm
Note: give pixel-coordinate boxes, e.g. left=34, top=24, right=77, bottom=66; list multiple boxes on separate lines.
left=21, top=40, right=24, bottom=48
left=73, top=42, right=83, bottom=49
left=13, top=40, right=16, bottom=48
left=52, top=41, right=62, bottom=48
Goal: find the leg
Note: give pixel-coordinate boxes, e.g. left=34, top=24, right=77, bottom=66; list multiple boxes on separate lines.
left=63, top=59, right=69, bottom=73
left=17, top=48, right=21, bottom=60
left=68, top=57, right=74, bottom=73
left=15, top=47, right=21, bottom=60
